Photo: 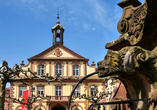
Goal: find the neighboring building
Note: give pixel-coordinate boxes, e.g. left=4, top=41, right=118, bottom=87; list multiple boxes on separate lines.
left=9, top=16, right=105, bottom=110
left=105, top=78, right=117, bottom=110
left=109, top=80, right=130, bottom=110
left=105, top=79, right=130, bottom=110
left=5, top=88, right=10, bottom=110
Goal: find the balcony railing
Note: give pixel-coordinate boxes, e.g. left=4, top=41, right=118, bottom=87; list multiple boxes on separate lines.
left=48, top=96, right=69, bottom=101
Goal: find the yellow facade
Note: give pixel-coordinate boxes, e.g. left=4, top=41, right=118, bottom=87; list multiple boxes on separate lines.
left=10, top=38, right=105, bottom=110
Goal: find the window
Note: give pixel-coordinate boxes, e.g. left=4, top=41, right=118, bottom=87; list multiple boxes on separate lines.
left=38, top=65, right=44, bottom=75
left=38, top=87, right=44, bottom=97
left=91, top=86, right=96, bottom=95
left=74, top=87, right=79, bottom=96
left=56, top=86, right=61, bottom=96
left=20, top=87, right=26, bottom=97
left=56, top=64, right=62, bottom=75
left=73, top=65, right=79, bottom=76
left=105, top=81, right=108, bottom=86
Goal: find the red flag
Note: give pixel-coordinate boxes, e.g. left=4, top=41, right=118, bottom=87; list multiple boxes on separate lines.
left=22, top=90, right=29, bottom=110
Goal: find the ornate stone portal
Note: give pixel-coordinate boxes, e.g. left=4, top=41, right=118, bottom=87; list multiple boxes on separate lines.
left=98, top=0, right=157, bottom=110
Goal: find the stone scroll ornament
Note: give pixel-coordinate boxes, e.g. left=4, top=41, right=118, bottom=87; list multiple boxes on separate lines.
left=97, top=0, right=157, bottom=110
left=98, top=46, right=157, bottom=110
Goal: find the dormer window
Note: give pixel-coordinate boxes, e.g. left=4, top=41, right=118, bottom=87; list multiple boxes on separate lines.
left=38, top=65, right=44, bottom=75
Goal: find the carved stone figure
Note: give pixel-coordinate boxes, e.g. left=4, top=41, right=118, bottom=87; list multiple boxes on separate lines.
left=98, top=0, right=157, bottom=109
left=105, top=0, right=157, bottom=51
left=98, top=46, right=156, bottom=109
left=98, top=50, right=123, bottom=77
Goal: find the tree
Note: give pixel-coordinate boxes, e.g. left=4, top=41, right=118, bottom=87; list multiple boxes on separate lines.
left=6, top=92, right=50, bottom=110
left=72, top=89, right=107, bottom=104
left=0, top=61, right=79, bottom=110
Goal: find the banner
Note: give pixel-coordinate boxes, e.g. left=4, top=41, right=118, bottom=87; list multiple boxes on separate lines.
left=22, top=90, right=28, bottom=110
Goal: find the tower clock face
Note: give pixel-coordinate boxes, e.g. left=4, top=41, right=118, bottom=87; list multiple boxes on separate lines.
left=57, top=29, right=61, bottom=33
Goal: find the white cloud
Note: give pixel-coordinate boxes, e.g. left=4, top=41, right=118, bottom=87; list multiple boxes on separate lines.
left=68, top=11, right=74, bottom=14
left=80, top=0, right=121, bottom=31
left=22, top=0, right=34, bottom=3
left=83, top=23, right=91, bottom=31
left=68, top=17, right=77, bottom=21
left=38, top=4, right=49, bottom=11
left=74, top=22, right=77, bottom=25
left=92, top=28, right=96, bottom=31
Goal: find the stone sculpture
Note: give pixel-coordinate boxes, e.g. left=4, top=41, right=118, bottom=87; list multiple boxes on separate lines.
left=98, top=0, right=157, bottom=109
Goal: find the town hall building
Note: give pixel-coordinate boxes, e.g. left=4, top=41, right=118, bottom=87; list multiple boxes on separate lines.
left=9, top=16, right=106, bottom=110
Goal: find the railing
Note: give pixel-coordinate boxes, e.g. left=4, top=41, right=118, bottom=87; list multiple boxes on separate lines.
left=87, top=98, right=151, bottom=110
left=67, top=71, right=99, bottom=110
left=49, top=96, right=69, bottom=101
left=67, top=71, right=151, bottom=110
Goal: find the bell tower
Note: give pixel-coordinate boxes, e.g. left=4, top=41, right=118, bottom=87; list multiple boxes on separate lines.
left=52, top=10, right=65, bottom=45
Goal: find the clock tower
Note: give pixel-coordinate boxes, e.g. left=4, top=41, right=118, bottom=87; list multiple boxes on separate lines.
left=52, top=12, right=65, bottom=45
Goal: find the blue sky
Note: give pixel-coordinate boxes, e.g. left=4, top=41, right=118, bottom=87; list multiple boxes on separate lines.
left=0, top=0, right=145, bottom=87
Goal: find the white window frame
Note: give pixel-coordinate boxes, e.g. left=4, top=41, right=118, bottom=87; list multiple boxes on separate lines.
left=74, top=87, right=79, bottom=96
left=56, top=86, right=61, bottom=96
left=38, top=87, right=44, bottom=97
left=55, top=64, right=62, bottom=75
left=73, top=65, right=79, bottom=76
left=91, top=86, right=96, bottom=95
left=38, top=65, right=44, bottom=75
left=20, top=87, right=26, bottom=97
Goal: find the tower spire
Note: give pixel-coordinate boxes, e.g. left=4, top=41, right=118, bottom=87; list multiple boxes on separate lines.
left=57, top=7, right=59, bottom=19
left=56, top=8, right=60, bottom=24
left=52, top=8, right=65, bottom=45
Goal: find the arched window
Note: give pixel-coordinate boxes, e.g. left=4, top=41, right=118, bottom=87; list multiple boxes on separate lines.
left=56, top=64, right=62, bottom=75
left=56, top=37, right=60, bottom=42
left=56, top=34, right=60, bottom=42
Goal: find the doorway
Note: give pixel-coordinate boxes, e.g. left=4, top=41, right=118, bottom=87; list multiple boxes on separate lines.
left=52, top=106, right=65, bottom=110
